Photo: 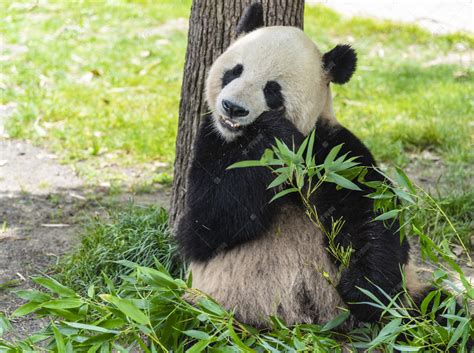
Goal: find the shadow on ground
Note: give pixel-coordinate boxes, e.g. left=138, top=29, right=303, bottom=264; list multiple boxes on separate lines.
left=0, top=139, right=171, bottom=339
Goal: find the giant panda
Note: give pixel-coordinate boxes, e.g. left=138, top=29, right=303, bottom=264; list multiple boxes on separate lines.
left=176, top=3, right=429, bottom=329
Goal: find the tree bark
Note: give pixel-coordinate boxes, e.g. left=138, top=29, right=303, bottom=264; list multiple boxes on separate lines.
left=169, top=0, right=305, bottom=227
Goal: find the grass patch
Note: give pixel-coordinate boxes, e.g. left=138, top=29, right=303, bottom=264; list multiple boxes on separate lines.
left=0, top=204, right=472, bottom=351
left=1, top=2, right=472, bottom=169
left=56, top=205, right=184, bottom=293
left=1, top=0, right=191, bottom=165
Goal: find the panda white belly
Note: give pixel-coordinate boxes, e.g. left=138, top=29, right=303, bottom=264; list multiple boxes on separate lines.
left=189, top=203, right=347, bottom=327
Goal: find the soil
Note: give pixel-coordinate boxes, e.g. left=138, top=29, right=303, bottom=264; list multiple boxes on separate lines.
left=0, top=139, right=170, bottom=340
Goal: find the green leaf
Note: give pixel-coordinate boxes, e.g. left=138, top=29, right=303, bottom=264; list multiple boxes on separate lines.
left=14, top=289, right=51, bottom=303
left=227, top=160, right=263, bottom=170
left=369, top=318, right=402, bottom=347
left=33, top=277, right=76, bottom=297
left=324, top=144, right=343, bottom=170
left=321, top=310, right=350, bottom=331
left=446, top=318, right=468, bottom=349
left=41, top=298, right=84, bottom=309
left=64, top=321, right=120, bottom=334
left=87, top=285, right=95, bottom=299
left=267, top=173, right=290, bottom=189
left=100, top=294, right=149, bottom=325
left=274, top=138, right=296, bottom=161
left=392, top=345, right=421, bottom=351
left=187, top=339, right=213, bottom=353
left=296, top=133, right=309, bottom=160
left=183, top=329, right=211, bottom=340
left=394, top=166, right=416, bottom=194
left=197, top=297, right=225, bottom=316
left=420, top=289, right=438, bottom=315
left=393, top=189, right=415, bottom=204
left=326, top=172, right=361, bottom=191
left=12, top=302, right=40, bottom=317
left=0, top=313, right=11, bottom=336
left=138, top=266, right=180, bottom=289
left=374, top=209, right=400, bottom=221
left=226, top=319, right=253, bottom=352
left=51, top=323, right=66, bottom=352
left=196, top=313, right=209, bottom=322
left=306, top=130, right=315, bottom=166
left=269, top=187, right=298, bottom=203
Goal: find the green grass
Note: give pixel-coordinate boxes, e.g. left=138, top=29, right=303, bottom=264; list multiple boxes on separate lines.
left=1, top=2, right=472, bottom=169
left=56, top=205, right=185, bottom=293
left=1, top=0, right=190, bottom=165
left=1, top=198, right=472, bottom=351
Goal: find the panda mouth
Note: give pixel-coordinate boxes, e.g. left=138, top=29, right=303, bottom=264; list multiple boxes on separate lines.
left=218, top=115, right=242, bottom=131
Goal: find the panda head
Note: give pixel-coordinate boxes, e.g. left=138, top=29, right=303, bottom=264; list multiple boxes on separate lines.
left=205, top=3, right=357, bottom=141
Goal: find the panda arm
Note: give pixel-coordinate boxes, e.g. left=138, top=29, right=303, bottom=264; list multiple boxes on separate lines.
left=311, top=120, right=409, bottom=322
left=176, top=113, right=304, bottom=262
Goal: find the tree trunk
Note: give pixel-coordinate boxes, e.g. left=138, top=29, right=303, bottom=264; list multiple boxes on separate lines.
left=169, top=0, right=305, bottom=227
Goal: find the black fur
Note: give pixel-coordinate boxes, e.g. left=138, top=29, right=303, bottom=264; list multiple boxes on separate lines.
left=177, top=113, right=410, bottom=323
left=264, top=81, right=284, bottom=110
left=323, top=45, right=357, bottom=84
left=311, top=119, right=410, bottom=322
left=222, top=64, right=243, bottom=88
left=236, top=3, right=264, bottom=35
left=176, top=112, right=303, bottom=261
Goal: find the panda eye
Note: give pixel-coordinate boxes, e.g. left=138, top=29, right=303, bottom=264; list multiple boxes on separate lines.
left=222, top=64, right=243, bottom=87
left=264, top=81, right=284, bottom=110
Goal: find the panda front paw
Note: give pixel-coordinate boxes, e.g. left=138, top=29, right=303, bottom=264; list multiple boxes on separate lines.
left=337, top=267, right=384, bottom=322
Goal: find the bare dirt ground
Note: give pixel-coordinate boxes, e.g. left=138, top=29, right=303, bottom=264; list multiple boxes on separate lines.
left=0, top=139, right=170, bottom=339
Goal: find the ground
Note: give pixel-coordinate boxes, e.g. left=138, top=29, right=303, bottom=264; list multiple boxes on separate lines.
left=0, top=140, right=170, bottom=338
left=0, top=0, right=473, bottom=344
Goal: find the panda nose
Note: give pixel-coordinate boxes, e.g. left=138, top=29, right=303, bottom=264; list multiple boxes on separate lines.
left=222, top=100, right=249, bottom=118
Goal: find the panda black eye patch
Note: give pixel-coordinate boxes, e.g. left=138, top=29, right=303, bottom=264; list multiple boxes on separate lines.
left=264, top=81, right=284, bottom=110
left=222, top=64, right=243, bottom=87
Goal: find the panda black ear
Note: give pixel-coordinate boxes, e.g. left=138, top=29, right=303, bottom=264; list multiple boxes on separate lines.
left=323, top=45, right=357, bottom=85
left=236, top=2, right=264, bottom=36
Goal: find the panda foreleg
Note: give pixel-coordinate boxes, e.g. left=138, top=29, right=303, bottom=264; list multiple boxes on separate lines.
left=176, top=113, right=304, bottom=262
left=336, top=230, right=405, bottom=322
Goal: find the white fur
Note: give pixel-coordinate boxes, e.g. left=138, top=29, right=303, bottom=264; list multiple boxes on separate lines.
left=189, top=204, right=347, bottom=327
left=206, top=26, right=336, bottom=141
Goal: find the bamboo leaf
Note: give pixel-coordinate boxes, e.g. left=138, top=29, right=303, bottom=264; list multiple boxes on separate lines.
left=41, top=298, right=84, bottom=309
left=33, top=277, right=76, bottom=297
left=183, top=329, right=211, bottom=340
left=267, top=173, right=290, bottom=189
left=306, top=130, right=315, bottom=166
left=63, top=322, right=120, bottom=334
left=12, top=302, right=40, bottom=317
left=100, top=294, right=149, bottom=325
left=227, top=160, right=263, bottom=170
left=51, top=323, right=66, bottom=352
left=197, top=297, right=225, bottom=316
left=374, top=209, right=400, bottom=221
left=14, top=289, right=51, bottom=303
left=326, top=172, right=361, bottom=191
left=187, top=340, right=213, bottom=353
left=269, top=187, right=298, bottom=203
left=0, top=313, right=11, bottom=336
left=394, top=166, right=416, bottom=194
left=296, top=134, right=308, bottom=159
left=324, top=144, right=343, bottom=170
left=321, top=310, right=350, bottom=331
